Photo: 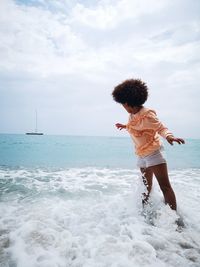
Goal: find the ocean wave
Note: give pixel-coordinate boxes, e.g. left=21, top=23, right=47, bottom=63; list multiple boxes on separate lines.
left=0, top=167, right=200, bottom=267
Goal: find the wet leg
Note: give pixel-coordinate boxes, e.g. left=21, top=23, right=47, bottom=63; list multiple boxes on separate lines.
left=150, top=163, right=177, bottom=210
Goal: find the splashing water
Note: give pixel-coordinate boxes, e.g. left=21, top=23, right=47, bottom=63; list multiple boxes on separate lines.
left=0, top=166, right=200, bottom=267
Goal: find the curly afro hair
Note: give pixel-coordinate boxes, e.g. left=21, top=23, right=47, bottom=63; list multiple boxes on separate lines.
left=112, top=79, right=148, bottom=107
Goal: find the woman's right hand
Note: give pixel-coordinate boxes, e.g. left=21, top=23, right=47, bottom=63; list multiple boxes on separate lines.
left=115, top=123, right=126, bottom=130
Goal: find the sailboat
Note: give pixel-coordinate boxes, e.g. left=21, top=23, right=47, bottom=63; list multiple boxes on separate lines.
left=26, top=110, right=44, bottom=135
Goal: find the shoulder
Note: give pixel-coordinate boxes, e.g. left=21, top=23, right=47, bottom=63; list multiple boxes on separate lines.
left=140, top=107, right=157, bottom=117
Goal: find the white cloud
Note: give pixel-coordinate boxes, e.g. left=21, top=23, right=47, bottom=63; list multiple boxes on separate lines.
left=70, top=0, right=168, bottom=30
left=0, top=0, right=87, bottom=76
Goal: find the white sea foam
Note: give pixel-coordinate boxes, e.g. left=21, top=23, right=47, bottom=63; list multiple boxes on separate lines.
left=0, top=167, right=200, bottom=267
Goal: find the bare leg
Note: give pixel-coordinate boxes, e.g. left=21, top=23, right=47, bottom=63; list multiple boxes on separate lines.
left=140, top=167, right=153, bottom=206
left=149, top=163, right=177, bottom=210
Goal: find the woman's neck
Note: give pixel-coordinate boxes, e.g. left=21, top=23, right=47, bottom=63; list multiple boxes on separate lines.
left=131, top=106, right=143, bottom=114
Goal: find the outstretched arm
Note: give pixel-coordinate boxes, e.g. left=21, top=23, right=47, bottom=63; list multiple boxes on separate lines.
left=141, top=110, right=185, bottom=145
left=166, top=135, right=185, bottom=145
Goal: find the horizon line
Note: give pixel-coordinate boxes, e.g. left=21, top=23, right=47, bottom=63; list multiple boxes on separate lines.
left=0, top=132, right=199, bottom=140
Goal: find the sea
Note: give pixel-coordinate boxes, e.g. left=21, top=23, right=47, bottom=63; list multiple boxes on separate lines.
left=0, top=134, right=200, bottom=267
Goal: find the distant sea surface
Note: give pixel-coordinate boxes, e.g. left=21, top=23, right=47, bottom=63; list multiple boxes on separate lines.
left=0, top=134, right=200, bottom=169
left=0, top=134, right=200, bottom=267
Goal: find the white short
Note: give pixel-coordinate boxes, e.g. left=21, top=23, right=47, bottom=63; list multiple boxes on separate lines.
left=137, top=147, right=166, bottom=169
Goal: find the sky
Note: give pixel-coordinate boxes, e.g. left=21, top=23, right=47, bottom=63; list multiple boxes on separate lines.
left=0, top=0, right=200, bottom=138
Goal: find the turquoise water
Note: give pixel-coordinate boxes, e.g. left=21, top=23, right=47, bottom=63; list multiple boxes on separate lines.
left=0, top=134, right=200, bottom=267
left=0, top=134, right=199, bottom=169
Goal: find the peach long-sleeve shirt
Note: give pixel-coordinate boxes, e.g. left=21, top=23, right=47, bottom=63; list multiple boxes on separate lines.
left=126, top=107, right=173, bottom=157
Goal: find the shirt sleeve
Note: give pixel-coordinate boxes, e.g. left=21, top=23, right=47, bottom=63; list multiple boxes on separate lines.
left=126, top=110, right=173, bottom=139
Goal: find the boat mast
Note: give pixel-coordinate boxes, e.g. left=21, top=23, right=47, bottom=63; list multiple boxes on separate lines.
left=35, top=110, right=38, bottom=133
